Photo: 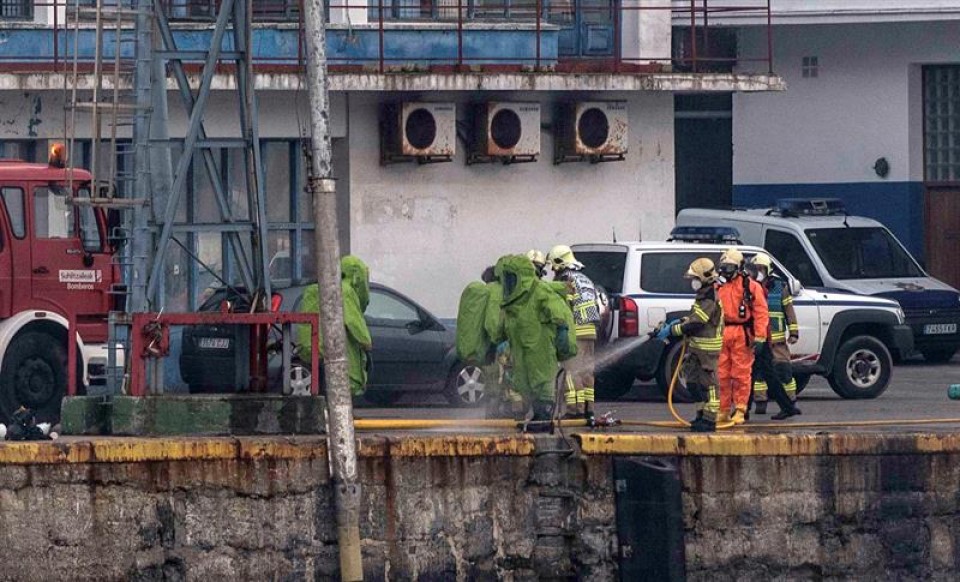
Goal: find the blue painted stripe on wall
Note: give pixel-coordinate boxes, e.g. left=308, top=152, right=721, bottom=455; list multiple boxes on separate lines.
left=733, top=182, right=925, bottom=261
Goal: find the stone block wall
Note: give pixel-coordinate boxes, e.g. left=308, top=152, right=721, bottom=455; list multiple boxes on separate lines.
left=3, top=433, right=960, bottom=580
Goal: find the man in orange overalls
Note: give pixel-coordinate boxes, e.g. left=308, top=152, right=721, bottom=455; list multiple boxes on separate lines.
left=716, top=248, right=768, bottom=425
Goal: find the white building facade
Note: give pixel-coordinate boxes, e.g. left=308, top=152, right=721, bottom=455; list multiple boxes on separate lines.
left=731, top=1, right=960, bottom=288
left=0, top=0, right=783, bottom=316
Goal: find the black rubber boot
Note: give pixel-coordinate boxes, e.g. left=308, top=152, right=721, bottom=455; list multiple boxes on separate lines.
left=584, top=403, right=596, bottom=427
left=526, top=401, right=555, bottom=433
left=771, top=407, right=801, bottom=421
left=754, top=401, right=768, bottom=415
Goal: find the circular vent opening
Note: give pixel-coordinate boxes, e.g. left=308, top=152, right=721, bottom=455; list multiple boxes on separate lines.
left=490, top=109, right=522, bottom=150
left=405, top=108, right=437, bottom=150
left=578, top=107, right=609, bottom=150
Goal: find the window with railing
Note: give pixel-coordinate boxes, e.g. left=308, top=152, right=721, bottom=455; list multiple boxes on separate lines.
left=368, top=0, right=542, bottom=21
left=159, top=0, right=301, bottom=21
left=1, top=0, right=33, bottom=20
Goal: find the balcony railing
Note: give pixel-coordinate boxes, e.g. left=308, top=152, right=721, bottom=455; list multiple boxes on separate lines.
left=1, top=0, right=773, bottom=75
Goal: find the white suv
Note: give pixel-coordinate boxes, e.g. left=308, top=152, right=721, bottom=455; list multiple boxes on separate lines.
left=573, top=236, right=914, bottom=401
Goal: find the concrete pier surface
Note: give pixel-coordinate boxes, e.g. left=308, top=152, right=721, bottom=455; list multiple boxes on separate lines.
left=2, top=429, right=960, bottom=580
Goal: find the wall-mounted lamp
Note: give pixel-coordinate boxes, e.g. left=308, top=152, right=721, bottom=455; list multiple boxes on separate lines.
left=873, top=157, right=890, bottom=178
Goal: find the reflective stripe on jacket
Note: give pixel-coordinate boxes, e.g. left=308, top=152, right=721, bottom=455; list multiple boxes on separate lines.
left=672, top=286, right=724, bottom=354
left=556, top=269, right=601, bottom=340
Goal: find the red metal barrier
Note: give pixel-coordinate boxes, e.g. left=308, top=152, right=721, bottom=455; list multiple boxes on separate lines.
left=128, top=311, right=322, bottom=397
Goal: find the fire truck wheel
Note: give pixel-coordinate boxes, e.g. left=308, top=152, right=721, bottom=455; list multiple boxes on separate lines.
left=0, top=332, right=67, bottom=424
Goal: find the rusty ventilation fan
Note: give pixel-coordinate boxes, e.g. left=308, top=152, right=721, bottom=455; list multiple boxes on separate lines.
left=467, top=102, right=541, bottom=165
left=554, top=101, right=628, bottom=164
left=380, top=102, right=457, bottom=164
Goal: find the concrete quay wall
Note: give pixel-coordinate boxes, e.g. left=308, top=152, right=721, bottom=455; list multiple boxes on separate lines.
left=0, top=433, right=959, bottom=580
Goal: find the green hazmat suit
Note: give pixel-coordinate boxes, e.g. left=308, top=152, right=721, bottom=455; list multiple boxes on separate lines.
left=297, top=255, right=372, bottom=396
left=499, top=255, right=577, bottom=404
left=456, top=282, right=494, bottom=364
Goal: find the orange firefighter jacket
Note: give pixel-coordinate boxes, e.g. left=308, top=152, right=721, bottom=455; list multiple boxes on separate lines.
left=717, top=274, right=769, bottom=343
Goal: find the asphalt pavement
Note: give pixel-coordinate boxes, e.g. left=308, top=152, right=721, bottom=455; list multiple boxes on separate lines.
left=355, top=354, right=960, bottom=432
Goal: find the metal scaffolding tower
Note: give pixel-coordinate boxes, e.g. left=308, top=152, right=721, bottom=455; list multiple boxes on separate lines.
left=65, top=0, right=274, bottom=393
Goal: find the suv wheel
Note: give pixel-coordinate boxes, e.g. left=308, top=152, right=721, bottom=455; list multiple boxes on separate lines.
left=446, top=364, right=486, bottom=407
left=827, top=335, right=892, bottom=399
left=655, top=341, right=695, bottom=404
left=921, top=348, right=957, bottom=364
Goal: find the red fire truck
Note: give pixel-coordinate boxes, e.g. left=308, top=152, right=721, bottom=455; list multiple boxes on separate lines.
left=0, top=146, right=119, bottom=422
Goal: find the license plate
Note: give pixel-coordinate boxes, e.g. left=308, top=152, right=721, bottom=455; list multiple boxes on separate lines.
left=198, top=337, right=231, bottom=349
left=923, top=323, right=958, bottom=335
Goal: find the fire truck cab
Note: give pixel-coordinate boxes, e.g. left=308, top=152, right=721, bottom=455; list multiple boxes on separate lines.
left=0, top=153, right=119, bottom=422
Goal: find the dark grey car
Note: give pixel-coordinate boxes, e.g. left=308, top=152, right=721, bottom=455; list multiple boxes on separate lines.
left=179, top=283, right=486, bottom=406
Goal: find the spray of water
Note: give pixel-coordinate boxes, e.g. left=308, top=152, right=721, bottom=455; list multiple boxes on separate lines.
left=593, top=335, right=657, bottom=373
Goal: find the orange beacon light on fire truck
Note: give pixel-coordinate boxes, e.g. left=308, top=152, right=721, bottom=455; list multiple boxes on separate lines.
left=49, top=143, right=67, bottom=168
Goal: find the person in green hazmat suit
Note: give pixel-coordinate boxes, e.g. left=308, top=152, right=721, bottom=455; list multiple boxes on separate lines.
left=297, top=255, right=372, bottom=396
left=499, top=254, right=577, bottom=432
left=456, top=264, right=523, bottom=417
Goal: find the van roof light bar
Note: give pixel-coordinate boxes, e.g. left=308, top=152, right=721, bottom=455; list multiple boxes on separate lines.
left=771, top=198, right=847, bottom=217
left=669, top=226, right=742, bottom=244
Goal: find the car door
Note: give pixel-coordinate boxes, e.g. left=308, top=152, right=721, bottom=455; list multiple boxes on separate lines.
left=766, top=258, right=822, bottom=361
left=29, top=184, right=111, bottom=317
left=637, top=250, right=723, bottom=331
left=365, top=288, right=447, bottom=389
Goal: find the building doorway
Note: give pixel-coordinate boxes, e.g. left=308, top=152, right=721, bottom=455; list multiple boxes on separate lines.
left=923, top=66, right=960, bottom=288
left=674, top=94, right=732, bottom=213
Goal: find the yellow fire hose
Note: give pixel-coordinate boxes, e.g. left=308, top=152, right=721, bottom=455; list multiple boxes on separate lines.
left=664, top=341, right=737, bottom=430
left=352, top=340, right=960, bottom=432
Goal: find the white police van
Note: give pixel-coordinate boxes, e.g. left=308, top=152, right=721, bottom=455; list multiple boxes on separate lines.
left=677, top=199, right=960, bottom=363
left=574, top=228, right=913, bottom=402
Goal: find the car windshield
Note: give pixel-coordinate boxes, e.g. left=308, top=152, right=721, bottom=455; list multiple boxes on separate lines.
left=575, top=250, right=627, bottom=294
left=805, top=227, right=923, bottom=280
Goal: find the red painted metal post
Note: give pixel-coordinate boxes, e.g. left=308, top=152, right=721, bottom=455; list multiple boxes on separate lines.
left=67, top=313, right=77, bottom=397
left=457, top=0, right=463, bottom=69
left=702, top=0, right=709, bottom=69
left=535, top=0, right=541, bottom=70
left=378, top=0, right=385, bottom=73
left=613, top=0, right=620, bottom=72
left=689, top=0, right=697, bottom=72
left=53, top=0, right=59, bottom=72
left=766, top=0, right=773, bottom=73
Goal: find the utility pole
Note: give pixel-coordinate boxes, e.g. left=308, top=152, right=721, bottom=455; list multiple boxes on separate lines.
left=301, top=0, right=363, bottom=579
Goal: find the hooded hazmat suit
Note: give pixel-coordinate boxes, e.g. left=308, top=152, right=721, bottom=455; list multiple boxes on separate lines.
left=456, top=260, right=529, bottom=415
left=297, top=255, right=373, bottom=396
left=499, top=255, right=576, bottom=408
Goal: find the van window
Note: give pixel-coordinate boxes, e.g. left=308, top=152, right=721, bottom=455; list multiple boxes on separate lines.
left=576, top=250, right=627, bottom=294
left=641, top=252, right=722, bottom=294
left=806, top=227, right=923, bottom=280
left=764, top=229, right=824, bottom=288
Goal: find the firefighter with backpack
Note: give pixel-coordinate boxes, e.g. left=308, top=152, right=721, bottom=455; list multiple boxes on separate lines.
left=747, top=252, right=802, bottom=420
left=716, top=248, right=769, bottom=425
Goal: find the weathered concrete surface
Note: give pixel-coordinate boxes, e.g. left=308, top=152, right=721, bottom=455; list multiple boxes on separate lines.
left=61, top=395, right=328, bottom=436
left=0, top=71, right=786, bottom=93
left=0, top=435, right=614, bottom=581
left=2, top=432, right=960, bottom=580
